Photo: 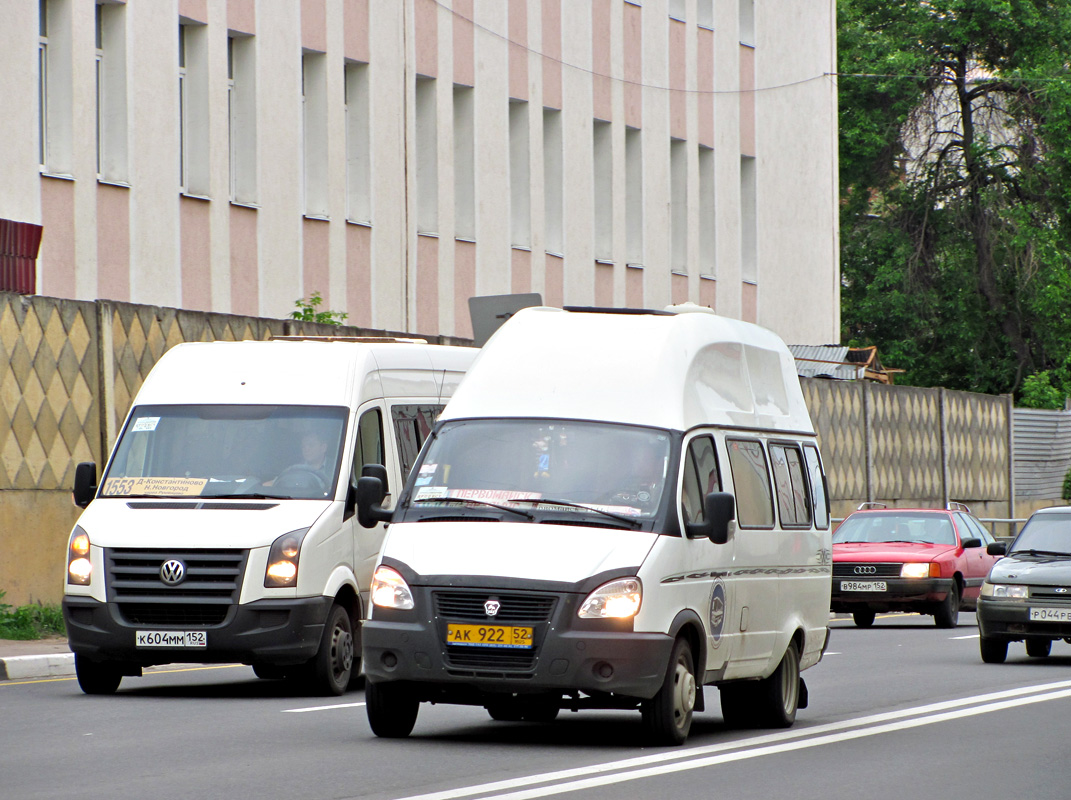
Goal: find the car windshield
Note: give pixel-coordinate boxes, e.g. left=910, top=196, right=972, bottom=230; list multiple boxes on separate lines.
left=101, top=404, right=348, bottom=500
left=833, top=512, right=956, bottom=545
left=1010, top=514, right=1071, bottom=556
left=404, top=419, right=672, bottom=520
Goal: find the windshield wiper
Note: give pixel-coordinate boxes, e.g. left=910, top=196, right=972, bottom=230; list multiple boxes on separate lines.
left=203, top=492, right=296, bottom=500
left=412, top=497, right=534, bottom=520
left=1013, top=549, right=1071, bottom=558
left=505, top=498, right=643, bottom=528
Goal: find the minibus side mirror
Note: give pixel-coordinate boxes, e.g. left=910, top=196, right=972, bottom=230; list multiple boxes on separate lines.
left=705, top=492, right=736, bottom=545
left=348, top=463, right=389, bottom=521
left=356, top=472, right=393, bottom=528
left=987, top=541, right=1008, bottom=556
left=73, top=462, right=98, bottom=508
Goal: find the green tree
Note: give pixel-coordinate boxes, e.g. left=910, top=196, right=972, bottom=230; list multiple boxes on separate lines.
left=838, top=0, right=1071, bottom=397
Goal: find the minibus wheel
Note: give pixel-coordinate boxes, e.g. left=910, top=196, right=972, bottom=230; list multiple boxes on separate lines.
left=640, top=637, right=696, bottom=745
left=312, top=604, right=354, bottom=696
left=366, top=681, right=419, bottom=738
left=755, top=640, right=800, bottom=728
left=75, top=654, right=123, bottom=695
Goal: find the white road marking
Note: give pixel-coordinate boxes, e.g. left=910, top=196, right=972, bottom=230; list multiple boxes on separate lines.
left=392, top=679, right=1071, bottom=800
left=950, top=634, right=980, bottom=640
left=282, top=701, right=365, bottom=713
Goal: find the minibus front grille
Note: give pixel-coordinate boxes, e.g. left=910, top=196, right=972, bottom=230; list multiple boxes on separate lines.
left=444, top=648, right=538, bottom=673
left=433, top=591, right=557, bottom=623
left=106, top=548, right=247, bottom=628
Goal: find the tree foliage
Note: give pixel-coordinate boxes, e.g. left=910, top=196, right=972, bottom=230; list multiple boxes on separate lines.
left=838, top=0, right=1071, bottom=397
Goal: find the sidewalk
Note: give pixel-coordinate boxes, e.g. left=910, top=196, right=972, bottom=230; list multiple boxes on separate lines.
left=0, top=637, right=75, bottom=681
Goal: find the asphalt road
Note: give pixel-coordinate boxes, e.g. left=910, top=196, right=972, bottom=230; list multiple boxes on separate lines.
left=4, top=612, right=1071, bottom=800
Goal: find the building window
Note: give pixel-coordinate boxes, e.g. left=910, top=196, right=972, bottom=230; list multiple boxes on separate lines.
left=698, top=0, right=714, bottom=29
left=228, top=34, right=257, bottom=204
left=741, top=155, right=757, bottom=283
left=593, top=119, right=612, bottom=261
left=178, top=23, right=187, bottom=191
left=178, top=21, right=209, bottom=196
left=453, top=85, right=475, bottom=240
left=302, top=51, right=328, bottom=217
left=39, top=0, right=72, bottom=174
left=96, top=2, right=127, bottom=182
left=345, top=60, right=370, bottom=222
left=670, top=138, right=687, bottom=272
left=415, top=76, right=438, bottom=234
left=543, top=108, right=563, bottom=255
left=38, top=0, right=48, bottom=168
left=698, top=145, right=715, bottom=276
left=510, top=100, right=530, bottom=248
left=669, top=0, right=686, bottom=22
left=740, top=0, right=755, bottom=45
left=625, top=126, right=643, bottom=265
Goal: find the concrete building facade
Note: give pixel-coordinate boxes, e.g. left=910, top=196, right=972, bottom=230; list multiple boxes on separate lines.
left=1, top=0, right=840, bottom=343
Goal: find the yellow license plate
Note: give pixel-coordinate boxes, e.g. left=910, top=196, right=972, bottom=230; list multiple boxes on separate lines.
left=446, top=623, right=533, bottom=649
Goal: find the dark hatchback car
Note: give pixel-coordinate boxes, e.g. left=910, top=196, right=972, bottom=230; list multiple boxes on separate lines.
left=977, top=506, right=1071, bottom=663
left=831, top=504, right=1001, bottom=628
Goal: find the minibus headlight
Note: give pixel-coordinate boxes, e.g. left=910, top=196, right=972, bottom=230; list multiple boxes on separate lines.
left=981, top=582, right=1028, bottom=599
left=67, top=527, right=92, bottom=585
left=579, top=578, right=642, bottom=619
left=900, top=562, right=938, bottom=579
left=370, top=566, right=415, bottom=610
left=264, top=528, right=309, bottom=588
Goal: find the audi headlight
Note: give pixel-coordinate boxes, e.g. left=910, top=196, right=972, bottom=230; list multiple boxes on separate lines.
left=900, top=562, right=938, bottom=579
left=981, top=582, right=1028, bottom=599
left=67, top=527, right=92, bottom=585
left=579, top=578, right=642, bottom=619
left=264, top=528, right=309, bottom=588
left=371, top=566, right=415, bottom=610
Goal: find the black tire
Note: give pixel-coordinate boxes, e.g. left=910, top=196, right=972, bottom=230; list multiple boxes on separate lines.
left=852, top=608, right=876, bottom=628
left=934, top=581, right=961, bottom=628
left=1026, top=638, right=1052, bottom=658
left=75, top=654, right=123, bottom=695
left=979, top=635, right=1008, bottom=664
left=311, top=604, right=355, bottom=696
left=366, top=681, right=419, bottom=738
left=252, top=663, right=289, bottom=680
left=719, top=682, right=757, bottom=728
left=640, top=637, right=697, bottom=746
left=754, top=640, right=801, bottom=728
left=487, top=699, right=560, bottom=723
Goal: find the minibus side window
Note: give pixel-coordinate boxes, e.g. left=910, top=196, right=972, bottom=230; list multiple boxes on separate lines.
left=770, top=443, right=811, bottom=528
left=352, top=407, right=385, bottom=488
left=681, top=435, right=721, bottom=525
left=392, top=404, right=444, bottom=481
left=802, top=444, right=829, bottom=529
left=726, top=439, right=774, bottom=528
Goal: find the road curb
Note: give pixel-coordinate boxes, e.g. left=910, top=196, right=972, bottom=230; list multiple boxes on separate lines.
left=0, top=653, right=76, bottom=681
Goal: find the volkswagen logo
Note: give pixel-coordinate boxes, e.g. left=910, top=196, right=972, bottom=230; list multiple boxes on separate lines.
left=854, top=565, right=877, bottom=575
left=484, top=598, right=501, bottom=617
left=160, top=559, right=186, bottom=586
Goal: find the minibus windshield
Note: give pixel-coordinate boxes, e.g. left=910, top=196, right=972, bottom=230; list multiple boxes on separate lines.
left=101, top=405, right=348, bottom=500
left=405, top=419, right=672, bottom=519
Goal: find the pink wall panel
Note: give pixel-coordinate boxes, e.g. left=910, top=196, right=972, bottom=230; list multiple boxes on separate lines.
left=669, top=20, right=686, bottom=140
left=302, top=219, right=331, bottom=310
left=740, top=45, right=756, bottom=157
left=453, top=0, right=474, bottom=87
left=39, top=178, right=75, bottom=298
left=227, top=0, right=255, bottom=35
left=699, top=276, right=716, bottom=311
left=416, top=234, right=439, bottom=334
left=594, top=262, right=613, bottom=306
left=229, top=205, right=258, bottom=316
left=181, top=197, right=212, bottom=311
left=542, top=0, right=562, bottom=110
left=415, top=0, right=438, bottom=78
left=343, top=0, right=369, bottom=63
left=96, top=184, right=130, bottom=302
left=625, top=266, right=643, bottom=309
left=592, top=0, right=612, bottom=121
left=509, top=0, right=528, bottom=101
left=345, top=223, right=372, bottom=327
left=511, top=247, right=531, bottom=294
left=697, top=27, right=714, bottom=148
left=742, top=281, right=757, bottom=323
left=454, top=240, right=476, bottom=339
left=672, top=272, right=688, bottom=305
left=545, top=253, right=563, bottom=309
left=179, top=0, right=207, bottom=23
left=623, top=2, right=642, bottom=128
left=301, top=0, right=327, bottom=53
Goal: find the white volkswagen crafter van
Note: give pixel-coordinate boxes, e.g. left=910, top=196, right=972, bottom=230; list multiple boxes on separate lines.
left=356, top=306, right=832, bottom=745
left=63, top=338, right=476, bottom=696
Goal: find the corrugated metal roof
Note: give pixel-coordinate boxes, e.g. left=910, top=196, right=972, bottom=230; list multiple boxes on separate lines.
left=788, top=344, right=863, bottom=380
left=1013, top=408, right=1071, bottom=498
